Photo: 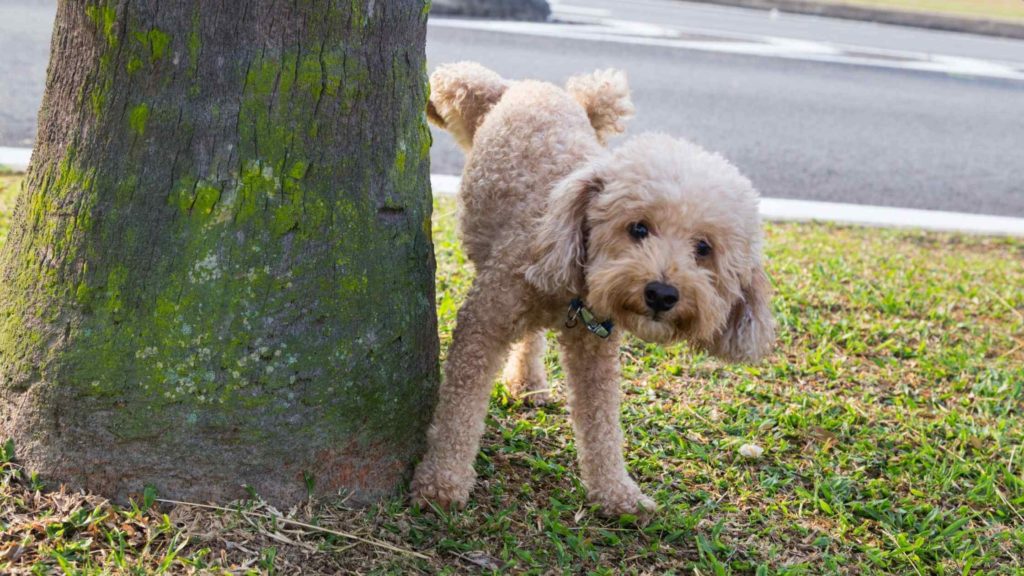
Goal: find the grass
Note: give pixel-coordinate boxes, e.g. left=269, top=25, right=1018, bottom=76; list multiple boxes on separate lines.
left=815, top=0, right=1024, bottom=22
left=0, top=175, right=19, bottom=245
left=2, top=184, right=1023, bottom=574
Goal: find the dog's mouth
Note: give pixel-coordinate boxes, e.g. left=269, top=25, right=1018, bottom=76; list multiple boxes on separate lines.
left=651, top=309, right=687, bottom=325
left=623, top=301, right=692, bottom=328
left=589, top=279, right=704, bottom=344
left=611, top=305, right=694, bottom=344
left=588, top=271, right=728, bottom=345
left=629, top=315, right=678, bottom=344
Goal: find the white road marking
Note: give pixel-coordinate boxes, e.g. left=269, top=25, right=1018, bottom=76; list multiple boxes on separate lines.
left=0, top=147, right=32, bottom=170
left=429, top=174, right=461, bottom=194
left=430, top=174, right=1024, bottom=237
left=758, top=197, right=1024, bottom=236
left=430, top=16, right=1024, bottom=81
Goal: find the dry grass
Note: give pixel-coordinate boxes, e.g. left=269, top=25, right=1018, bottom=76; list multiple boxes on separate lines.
left=2, top=190, right=1023, bottom=574
left=817, top=0, right=1024, bottom=22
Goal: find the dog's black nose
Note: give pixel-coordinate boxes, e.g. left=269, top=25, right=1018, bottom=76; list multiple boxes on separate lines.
left=644, top=282, right=679, bottom=313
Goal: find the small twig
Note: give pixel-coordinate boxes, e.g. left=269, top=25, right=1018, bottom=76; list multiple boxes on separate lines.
left=157, top=498, right=430, bottom=560
left=260, top=528, right=317, bottom=553
left=993, top=486, right=1024, bottom=525
left=520, top=388, right=553, bottom=399
left=983, top=286, right=1024, bottom=323
left=996, top=340, right=1023, bottom=361
left=329, top=542, right=359, bottom=555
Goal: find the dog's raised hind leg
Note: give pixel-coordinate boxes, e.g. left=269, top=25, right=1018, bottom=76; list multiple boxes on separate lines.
left=559, top=328, right=656, bottom=516
left=411, top=273, right=520, bottom=511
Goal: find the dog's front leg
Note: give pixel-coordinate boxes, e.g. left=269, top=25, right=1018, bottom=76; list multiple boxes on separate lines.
left=411, top=274, right=518, bottom=511
left=559, top=328, right=656, bottom=516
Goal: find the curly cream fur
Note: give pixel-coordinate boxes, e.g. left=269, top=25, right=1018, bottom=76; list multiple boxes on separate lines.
left=501, top=330, right=551, bottom=405
left=412, top=63, right=775, bottom=516
left=566, top=68, right=634, bottom=145
left=426, top=61, right=508, bottom=151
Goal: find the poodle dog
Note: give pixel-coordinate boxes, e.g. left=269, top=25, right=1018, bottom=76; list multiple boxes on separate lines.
left=412, top=62, right=775, bottom=515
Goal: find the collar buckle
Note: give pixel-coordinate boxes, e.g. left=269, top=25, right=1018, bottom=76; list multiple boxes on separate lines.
left=566, top=298, right=614, bottom=339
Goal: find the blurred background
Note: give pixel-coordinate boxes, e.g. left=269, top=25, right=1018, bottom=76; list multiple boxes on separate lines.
left=2, top=0, right=1023, bottom=216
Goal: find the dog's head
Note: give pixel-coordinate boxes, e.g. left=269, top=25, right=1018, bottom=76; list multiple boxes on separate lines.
left=525, top=133, right=775, bottom=362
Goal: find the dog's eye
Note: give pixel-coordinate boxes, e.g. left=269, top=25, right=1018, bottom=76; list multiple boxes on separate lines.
left=695, top=239, right=712, bottom=257
left=628, top=222, right=649, bottom=240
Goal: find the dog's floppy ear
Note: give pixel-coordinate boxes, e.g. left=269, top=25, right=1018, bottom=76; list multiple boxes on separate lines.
left=524, top=165, right=603, bottom=295
left=710, top=263, right=775, bottom=363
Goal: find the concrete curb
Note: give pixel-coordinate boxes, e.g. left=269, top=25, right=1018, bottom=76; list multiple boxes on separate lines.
left=0, top=147, right=32, bottom=173
left=430, top=175, right=1024, bottom=237
left=677, top=0, right=1024, bottom=40
left=757, top=197, right=1024, bottom=237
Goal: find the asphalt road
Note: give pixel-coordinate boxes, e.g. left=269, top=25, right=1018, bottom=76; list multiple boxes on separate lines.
left=2, top=0, right=1023, bottom=216
left=0, top=0, right=54, bottom=148
left=426, top=24, right=1024, bottom=216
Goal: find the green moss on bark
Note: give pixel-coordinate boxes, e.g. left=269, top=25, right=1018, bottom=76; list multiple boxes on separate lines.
left=136, top=28, right=171, bottom=63
left=50, top=44, right=430, bottom=438
left=188, top=10, right=201, bottom=77
left=85, top=3, right=117, bottom=48
left=129, top=104, right=149, bottom=135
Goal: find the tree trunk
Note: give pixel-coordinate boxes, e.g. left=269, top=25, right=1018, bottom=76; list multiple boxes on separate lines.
left=0, top=0, right=438, bottom=506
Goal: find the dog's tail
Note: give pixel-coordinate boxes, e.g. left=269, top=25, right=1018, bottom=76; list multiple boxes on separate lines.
left=566, top=69, right=634, bottom=145
left=427, top=61, right=509, bottom=151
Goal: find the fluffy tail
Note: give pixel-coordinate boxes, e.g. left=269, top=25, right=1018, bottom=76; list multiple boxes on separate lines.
left=566, top=69, right=634, bottom=145
left=427, top=61, right=508, bottom=151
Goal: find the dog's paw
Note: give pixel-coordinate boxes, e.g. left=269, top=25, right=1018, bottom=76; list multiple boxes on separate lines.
left=590, top=481, right=657, bottom=517
left=509, top=378, right=554, bottom=406
left=503, top=360, right=553, bottom=406
left=409, top=463, right=472, bottom=512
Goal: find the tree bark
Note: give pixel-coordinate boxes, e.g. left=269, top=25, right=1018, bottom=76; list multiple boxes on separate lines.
left=0, top=0, right=438, bottom=506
